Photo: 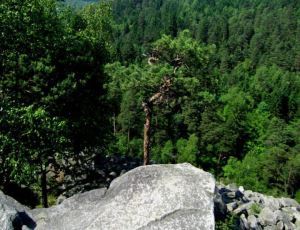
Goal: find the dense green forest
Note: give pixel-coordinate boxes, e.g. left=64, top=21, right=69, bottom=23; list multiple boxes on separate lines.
left=64, top=0, right=98, bottom=8
left=1, top=0, right=300, bottom=207
left=109, top=0, right=300, bottom=198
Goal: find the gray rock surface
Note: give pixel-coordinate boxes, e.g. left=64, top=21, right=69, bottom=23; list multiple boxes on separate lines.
left=233, top=201, right=254, bottom=215
left=240, top=214, right=249, bottom=229
left=216, top=183, right=300, bottom=230
left=2, top=162, right=299, bottom=230
left=214, top=187, right=227, bottom=218
left=259, top=207, right=277, bottom=226
left=0, top=203, right=20, bottom=230
left=32, top=163, right=215, bottom=230
left=226, top=201, right=238, bottom=212
left=277, top=221, right=284, bottom=230
left=0, top=191, right=35, bottom=230
left=247, top=215, right=259, bottom=229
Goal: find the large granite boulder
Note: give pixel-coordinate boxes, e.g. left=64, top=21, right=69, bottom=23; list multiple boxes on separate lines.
left=33, top=163, right=215, bottom=230
left=0, top=191, right=35, bottom=230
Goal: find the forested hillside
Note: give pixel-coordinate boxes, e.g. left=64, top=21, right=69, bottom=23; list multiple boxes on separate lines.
left=108, top=0, right=300, bottom=198
left=112, top=0, right=300, bottom=71
left=64, top=0, right=98, bottom=8
left=0, top=0, right=299, bottom=208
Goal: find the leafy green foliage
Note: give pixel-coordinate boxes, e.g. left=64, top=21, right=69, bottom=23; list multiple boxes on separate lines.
left=0, top=104, right=68, bottom=182
left=223, top=148, right=269, bottom=194
left=215, top=214, right=239, bottom=230
left=176, top=135, right=198, bottom=165
left=0, top=0, right=112, bottom=206
left=250, top=203, right=262, bottom=215
left=295, top=190, right=300, bottom=203
left=106, top=0, right=300, bottom=198
left=223, top=118, right=300, bottom=196
left=105, top=30, right=214, bottom=162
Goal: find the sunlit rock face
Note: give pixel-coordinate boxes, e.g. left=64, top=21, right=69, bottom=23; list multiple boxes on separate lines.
left=34, top=163, right=215, bottom=230
left=0, top=164, right=216, bottom=230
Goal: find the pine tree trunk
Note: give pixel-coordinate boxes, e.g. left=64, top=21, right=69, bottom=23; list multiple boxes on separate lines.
left=143, top=102, right=152, bottom=165
left=41, top=165, right=48, bottom=208
left=142, top=75, right=172, bottom=166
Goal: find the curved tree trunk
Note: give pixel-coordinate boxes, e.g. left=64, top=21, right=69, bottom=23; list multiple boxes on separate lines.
left=142, top=76, right=172, bottom=165
left=143, top=102, right=152, bottom=165
left=141, top=51, right=182, bottom=165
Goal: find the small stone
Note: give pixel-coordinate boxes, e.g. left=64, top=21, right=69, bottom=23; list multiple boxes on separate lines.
left=109, top=171, right=117, bottom=177
left=46, top=170, right=56, bottom=180
left=240, top=214, right=249, bottom=230
left=233, top=201, right=254, bottom=215
left=277, top=221, right=284, bottom=230
left=96, top=169, right=105, bottom=177
left=68, top=158, right=77, bottom=166
left=235, top=190, right=244, bottom=199
left=239, top=186, right=245, bottom=193
left=78, top=174, right=87, bottom=180
left=274, top=210, right=284, bottom=222
left=226, top=183, right=238, bottom=190
left=226, top=202, right=238, bottom=212
left=258, top=207, right=277, bottom=226
left=221, top=191, right=236, bottom=203
left=279, top=198, right=299, bottom=208
left=263, top=226, right=274, bottom=230
left=247, top=215, right=259, bottom=229
left=248, top=193, right=263, bottom=204
left=284, top=222, right=296, bottom=230
left=226, top=191, right=236, bottom=198
left=244, top=190, right=253, bottom=198
left=262, top=197, right=280, bottom=211
left=242, top=196, right=250, bottom=203
left=22, top=226, right=32, bottom=230
left=281, top=207, right=296, bottom=222
left=56, top=195, right=67, bottom=205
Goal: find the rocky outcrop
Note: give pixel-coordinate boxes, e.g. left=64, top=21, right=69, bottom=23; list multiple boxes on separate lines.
left=54, top=154, right=141, bottom=200
left=1, top=164, right=216, bottom=230
left=3, top=163, right=298, bottom=229
left=215, top=183, right=300, bottom=230
left=0, top=191, right=35, bottom=230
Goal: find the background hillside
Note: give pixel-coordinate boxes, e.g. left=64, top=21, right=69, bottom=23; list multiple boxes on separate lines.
left=107, top=0, right=300, bottom=199
left=64, top=0, right=98, bottom=8
left=111, top=0, right=300, bottom=70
